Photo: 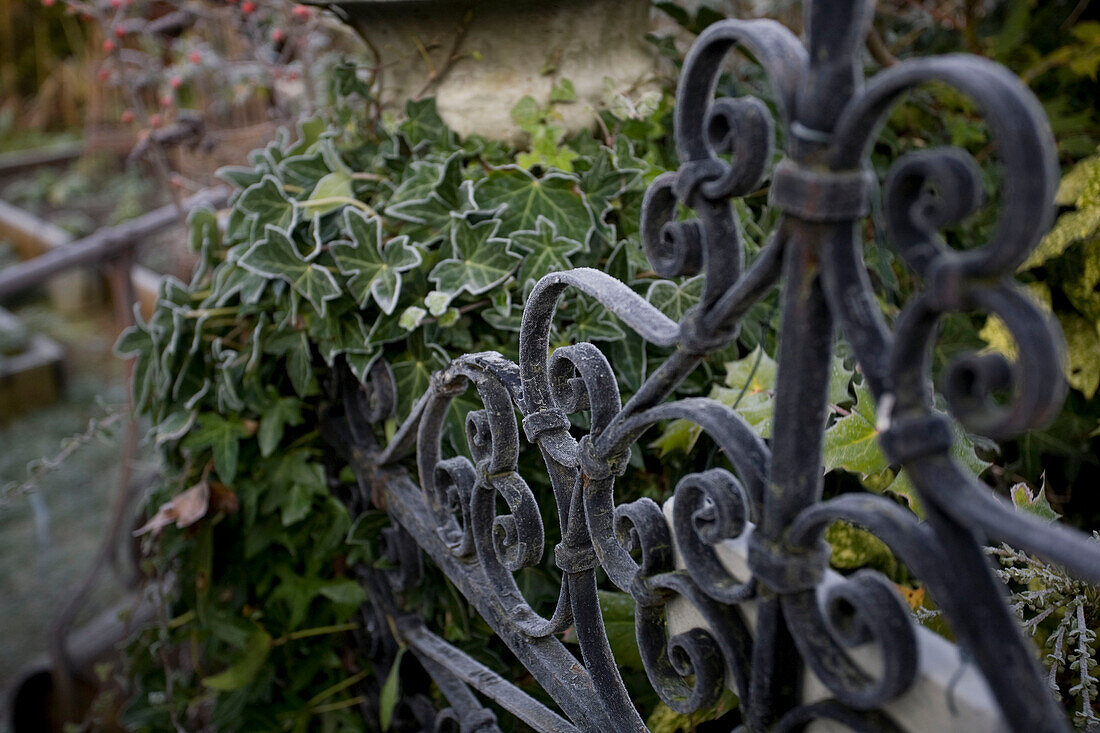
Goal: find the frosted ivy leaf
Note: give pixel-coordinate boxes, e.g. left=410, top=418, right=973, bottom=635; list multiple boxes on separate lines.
left=429, top=218, right=521, bottom=297
left=508, top=216, right=583, bottom=288
left=475, top=166, right=594, bottom=243
left=331, top=208, right=422, bottom=314
left=399, top=306, right=427, bottom=331
left=238, top=225, right=341, bottom=316
left=238, top=175, right=298, bottom=238
left=424, top=291, right=452, bottom=317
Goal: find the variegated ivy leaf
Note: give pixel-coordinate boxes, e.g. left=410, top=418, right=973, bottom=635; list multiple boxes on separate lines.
left=399, top=306, right=427, bottom=331
left=278, top=149, right=331, bottom=189
left=239, top=225, right=341, bottom=315
left=564, top=295, right=626, bottom=342
left=646, top=275, right=704, bottom=321
left=238, top=175, right=298, bottom=237
left=475, top=166, right=594, bottom=243
left=331, top=209, right=422, bottom=314
left=429, top=218, right=521, bottom=297
left=387, top=153, right=489, bottom=244
left=424, top=291, right=452, bottom=316
left=508, top=215, right=583, bottom=288
left=188, top=206, right=221, bottom=281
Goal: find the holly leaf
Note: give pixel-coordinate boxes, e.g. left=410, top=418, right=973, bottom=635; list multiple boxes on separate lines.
left=239, top=226, right=341, bottom=315
left=238, top=175, right=298, bottom=237
left=429, top=218, right=521, bottom=297
left=1010, top=481, right=1060, bottom=522
left=475, top=166, right=593, bottom=242
left=508, top=215, right=582, bottom=287
left=332, top=208, right=422, bottom=314
left=183, top=414, right=249, bottom=484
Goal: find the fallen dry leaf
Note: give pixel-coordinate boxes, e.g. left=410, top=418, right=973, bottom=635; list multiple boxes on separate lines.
left=134, top=481, right=210, bottom=536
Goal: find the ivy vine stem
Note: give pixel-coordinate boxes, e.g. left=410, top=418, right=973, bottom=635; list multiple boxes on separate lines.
left=271, top=621, right=359, bottom=647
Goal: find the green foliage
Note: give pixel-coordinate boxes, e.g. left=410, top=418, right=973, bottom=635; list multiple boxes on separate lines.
left=112, top=4, right=1100, bottom=728
left=115, top=88, right=718, bottom=729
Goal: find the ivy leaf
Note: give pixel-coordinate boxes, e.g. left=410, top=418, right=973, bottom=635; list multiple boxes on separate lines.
left=399, top=98, right=451, bottom=150
left=217, top=165, right=264, bottom=189
left=239, top=226, right=341, bottom=315
left=392, top=336, right=449, bottom=422
left=238, top=175, right=298, bottom=237
left=201, top=627, right=272, bottom=691
left=303, top=170, right=354, bottom=217
left=184, top=414, right=249, bottom=484
left=824, top=521, right=897, bottom=575
left=387, top=153, right=486, bottom=244
left=822, top=382, right=891, bottom=478
left=258, top=394, right=305, bottom=457
left=399, top=306, right=427, bottom=331
left=716, top=346, right=779, bottom=438
left=564, top=296, right=626, bottom=342
left=646, top=276, right=704, bottom=321
left=476, top=166, right=594, bottom=243
left=822, top=382, right=989, bottom=515
left=550, top=78, right=577, bottom=103
left=318, top=578, right=368, bottom=606
left=580, top=142, right=644, bottom=208
left=508, top=215, right=582, bottom=287
left=332, top=209, right=422, bottom=314
left=429, top=218, right=521, bottom=297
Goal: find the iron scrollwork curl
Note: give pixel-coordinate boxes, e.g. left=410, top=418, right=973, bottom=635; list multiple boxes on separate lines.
left=331, top=2, right=1100, bottom=731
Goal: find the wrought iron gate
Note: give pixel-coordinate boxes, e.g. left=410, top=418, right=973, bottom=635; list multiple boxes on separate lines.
left=325, top=1, right=1100, bottom=730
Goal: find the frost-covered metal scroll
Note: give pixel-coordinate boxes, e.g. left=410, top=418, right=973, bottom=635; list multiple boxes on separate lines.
left=327, top=1, right=1100, bottom=730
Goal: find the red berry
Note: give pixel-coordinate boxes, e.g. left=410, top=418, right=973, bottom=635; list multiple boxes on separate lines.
left=121, top=110, right=135, bottom=123
left=189, top=51, right=201, bottom=64
left=102, top=39, right=116, bottom=53
left=271, top=28, right=285, bottom=43
left=241, top=0, right=255, bottom=12
left=160, top=94, right=173, bottom=107
left=291, top=4, right=311, bottom=19
left=110, top=0, right=121, bottom=7
left=170, top=76, right=182, bottom=89
left=149, top=114, right=163, bottom=128
left=98, top=68, right=110, bottom=82
left=114, top=25, right=125, bottom=38
left=41, top=0, right=55, bottom=6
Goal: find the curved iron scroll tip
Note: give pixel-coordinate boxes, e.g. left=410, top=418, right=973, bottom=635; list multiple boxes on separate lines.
left=333, top=2, right=1100, bottom=731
